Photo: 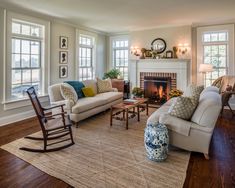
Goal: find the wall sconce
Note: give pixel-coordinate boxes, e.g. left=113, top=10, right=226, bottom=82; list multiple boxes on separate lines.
left=130, top=46, right=140, bottom=56
left=178, top=43, right=189, bottom=55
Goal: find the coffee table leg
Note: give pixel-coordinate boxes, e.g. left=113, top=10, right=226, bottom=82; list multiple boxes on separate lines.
left=110, top=107, right=113, bottom=127
left=126, top=109, right=129, bottom=130
left=123, top=110, right=125, bottom=120
left=137, top=105, right=140, bottom=122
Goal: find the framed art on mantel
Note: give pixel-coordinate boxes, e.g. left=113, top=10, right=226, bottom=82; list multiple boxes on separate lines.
left=60, top=36, right=68, bottom=49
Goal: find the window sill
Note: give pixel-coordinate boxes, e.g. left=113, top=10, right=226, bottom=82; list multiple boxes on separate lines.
left=2, top=95, right=49, bottom=111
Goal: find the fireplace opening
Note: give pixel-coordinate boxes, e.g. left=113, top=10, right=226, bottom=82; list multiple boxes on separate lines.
left=144, top=76, right=171, bottom=105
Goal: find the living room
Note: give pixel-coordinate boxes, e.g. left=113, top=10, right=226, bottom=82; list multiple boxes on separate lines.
left=0, top=0, right=234, bottom=187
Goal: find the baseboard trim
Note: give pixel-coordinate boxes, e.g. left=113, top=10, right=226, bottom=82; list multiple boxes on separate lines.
left=0, top=110, right=36, bottom=127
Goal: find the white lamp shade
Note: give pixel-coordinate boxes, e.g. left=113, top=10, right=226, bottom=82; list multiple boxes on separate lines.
left=199, top=64, right=213, bottom=73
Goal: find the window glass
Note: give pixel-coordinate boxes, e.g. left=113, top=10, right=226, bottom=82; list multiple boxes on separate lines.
left=78, top=35, right=94, bottom=81
left=112, top=39, right=129, bottom=80
left=11, top=20, right=43, bottom=99
left=203, top=32, right=228, bottom=87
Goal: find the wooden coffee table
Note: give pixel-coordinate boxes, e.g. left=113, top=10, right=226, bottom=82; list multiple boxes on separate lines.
left=110, top=98, right=149, bottom=129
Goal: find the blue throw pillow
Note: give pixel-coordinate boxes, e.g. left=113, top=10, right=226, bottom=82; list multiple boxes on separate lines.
left=64, top=81, right=85, bottom=98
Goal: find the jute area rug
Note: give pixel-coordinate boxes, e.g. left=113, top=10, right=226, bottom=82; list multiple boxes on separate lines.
left=1, top=110, right=190, bottom=188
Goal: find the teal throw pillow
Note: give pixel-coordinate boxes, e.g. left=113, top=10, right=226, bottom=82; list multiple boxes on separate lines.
left=64, top=81, right=85, bottom=98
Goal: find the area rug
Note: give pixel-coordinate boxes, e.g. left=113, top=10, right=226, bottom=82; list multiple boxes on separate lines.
left=1, top=111, right=190, bottom=188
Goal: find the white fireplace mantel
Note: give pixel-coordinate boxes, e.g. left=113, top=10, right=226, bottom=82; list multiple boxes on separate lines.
left=129, top=59, right=190, bottom=91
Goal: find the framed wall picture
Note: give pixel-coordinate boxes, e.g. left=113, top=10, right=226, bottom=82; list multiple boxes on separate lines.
left=59, top=51, right=68, bottom=64
left=60, top=36, right=68, bottom=49
left=59, top=65, right=68, bottom=78
left=165, top=50, right=173, bottom=58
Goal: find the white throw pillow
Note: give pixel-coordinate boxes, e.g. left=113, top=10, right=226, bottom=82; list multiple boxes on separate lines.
left=60, top=83, right=78, bottom=106
left=97, top=78, right=112, bottom=93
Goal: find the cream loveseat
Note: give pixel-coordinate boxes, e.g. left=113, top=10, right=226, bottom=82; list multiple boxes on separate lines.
left=48, top=79, right=123, bottom=127
left=147, top=86, right=222, bottom=159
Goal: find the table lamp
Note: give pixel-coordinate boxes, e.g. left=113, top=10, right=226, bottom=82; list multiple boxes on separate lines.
left=199, top=64, right=213, bottom=86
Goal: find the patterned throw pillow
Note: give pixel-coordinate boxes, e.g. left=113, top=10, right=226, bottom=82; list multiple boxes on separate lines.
left=97, top=78, right=112, bottom=93
left=82, top=87, right=95, bottom=97
left=60, top=83, right=78, bottom=106
left=184, top=85, right=204, bottom=105
left=168, top=96, right=198, bottom=120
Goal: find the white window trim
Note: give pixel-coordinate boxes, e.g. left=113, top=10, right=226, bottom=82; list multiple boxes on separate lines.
left=109, top=35, right=129, bottom=80
left=76, top=29, right=97, bottom=80
left=197, top=24, right=234, bottom=85
left=109, top=35, right=129, bottom=70
left=2, top=11, right=50, bottom=110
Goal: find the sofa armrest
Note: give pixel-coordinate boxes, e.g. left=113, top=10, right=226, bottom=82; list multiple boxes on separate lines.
left=159, top=114, right=192, bottom=136
left=51, top=100, right=73, bottom=113
left=111, top=88, right=118, bottom=92
left=159, top=114, right=214, bottom=136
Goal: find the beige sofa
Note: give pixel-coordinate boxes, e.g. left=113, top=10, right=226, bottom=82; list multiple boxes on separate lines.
left=147, top=86, right=222, bottom=159
left=48, top=79, right=123, bottom=127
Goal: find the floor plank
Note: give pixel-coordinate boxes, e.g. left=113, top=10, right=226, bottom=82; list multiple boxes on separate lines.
left=0, top=110, right=234, bottom=187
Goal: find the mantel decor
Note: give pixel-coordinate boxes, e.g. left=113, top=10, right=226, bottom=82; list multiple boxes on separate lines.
left=165, top=50, right=173, bottom=58
left=151, top=38, right=167, bottom=54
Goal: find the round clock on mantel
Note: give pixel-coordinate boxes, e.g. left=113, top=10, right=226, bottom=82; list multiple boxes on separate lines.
left=151, top=38, right=167, bottom=54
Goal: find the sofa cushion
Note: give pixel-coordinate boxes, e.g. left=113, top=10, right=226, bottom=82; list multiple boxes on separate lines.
left=65, top=81, right=85, bottom=98
left=60, top=83, right=78, bottom=106
left=97, top=78, right=113, bottom=93
left=201, top=86, right=219, bottom=95
left=82, top=87, right=95, bottom=97
left=95, top=92, right=123, bottom=103
left=191, top=91, right=222, bottom=127
left=82, top=80, right=98, bottom=95
left=184, top=85, right=204, bottom=97
left=72, top=97, right=105, bottom=114
left=168, top=96, right=198, bottom=120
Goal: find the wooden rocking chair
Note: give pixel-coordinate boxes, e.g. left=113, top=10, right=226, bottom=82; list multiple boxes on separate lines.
left=20, top=87, right=74, bottom=152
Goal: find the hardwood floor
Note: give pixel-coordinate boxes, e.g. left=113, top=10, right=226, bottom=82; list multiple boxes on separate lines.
left=0, top=110, right=234, bottom=188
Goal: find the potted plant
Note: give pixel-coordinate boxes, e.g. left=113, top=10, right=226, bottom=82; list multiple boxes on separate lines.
left=132, top=87, right=144, bottom=98
left=103, top=69, right=121, bottom=79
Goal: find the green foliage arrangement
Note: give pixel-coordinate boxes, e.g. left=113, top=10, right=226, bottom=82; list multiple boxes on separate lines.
left=103, top=69, right=121, bottom=79
left=132, top=87, right=144, bottom=98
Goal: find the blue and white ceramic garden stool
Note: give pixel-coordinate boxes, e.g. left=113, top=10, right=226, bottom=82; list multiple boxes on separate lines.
left=144, top=122, right=169, bottom=162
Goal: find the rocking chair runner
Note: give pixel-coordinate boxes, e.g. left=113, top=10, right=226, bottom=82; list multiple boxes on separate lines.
left=20, top=87, right=74, bottom=152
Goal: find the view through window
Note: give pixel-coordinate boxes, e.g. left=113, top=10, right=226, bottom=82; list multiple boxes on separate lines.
left=112, top=39, right=129, bottom=80
left=78, top=35, right=94, bottom=81
left=11, top=20, right=44, bottom=99
left=202, top=31, right=228, bottom=87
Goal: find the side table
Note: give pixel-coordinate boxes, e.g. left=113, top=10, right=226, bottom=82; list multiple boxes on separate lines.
left=221, top=91, right=235, bottom=116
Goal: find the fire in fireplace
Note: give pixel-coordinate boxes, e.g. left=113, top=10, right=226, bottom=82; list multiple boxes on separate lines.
left=144, top=76, right=171, bottom=105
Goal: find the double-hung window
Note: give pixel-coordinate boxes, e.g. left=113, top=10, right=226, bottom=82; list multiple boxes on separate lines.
left=78, top=35, right=95, bottom=81
left=112, top=38, right=129, bottom=80
left=202, top=32, right=228, bottom=86
left=197, top=25, right=234, bottom=87
left=11, top=20, right=44, bottom=99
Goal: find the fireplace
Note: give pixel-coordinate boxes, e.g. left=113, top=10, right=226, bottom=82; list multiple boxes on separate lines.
left=140, top=72, right=177, bottom=105
left=144, top=77, right=171, bottom=105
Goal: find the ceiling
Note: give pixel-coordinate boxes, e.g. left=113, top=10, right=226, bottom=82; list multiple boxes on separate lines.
left=1, top=0, right=235, bottom=34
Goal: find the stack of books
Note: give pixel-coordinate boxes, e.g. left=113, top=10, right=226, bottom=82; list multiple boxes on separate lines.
left=123, top=99, right=138, bottom=105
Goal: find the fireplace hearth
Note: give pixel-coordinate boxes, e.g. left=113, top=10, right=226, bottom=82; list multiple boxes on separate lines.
left=144, top=76, right=171, bottom=105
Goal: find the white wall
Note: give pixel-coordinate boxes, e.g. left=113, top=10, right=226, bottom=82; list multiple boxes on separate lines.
left=130, top=25, right=192, bottom=58
left=50, top=22, right=76, bottom=85
left=0, top=7, right=107, bottom=125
